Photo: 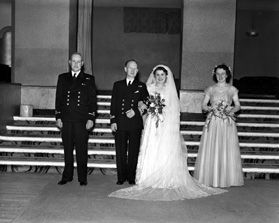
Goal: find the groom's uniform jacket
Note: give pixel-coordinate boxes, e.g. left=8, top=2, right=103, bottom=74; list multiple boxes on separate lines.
left=110, top=79, right=149, bottom=130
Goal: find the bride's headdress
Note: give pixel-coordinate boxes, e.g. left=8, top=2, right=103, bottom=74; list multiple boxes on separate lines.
left=146, top=64, right=181, bottom=122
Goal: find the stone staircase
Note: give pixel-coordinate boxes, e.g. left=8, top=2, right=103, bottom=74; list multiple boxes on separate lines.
left=0, top=94, right=278, bottom=179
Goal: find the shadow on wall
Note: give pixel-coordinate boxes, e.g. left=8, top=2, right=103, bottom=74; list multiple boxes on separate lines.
left=0, top=63, right=11, bottom=82
left=234, top=76, right=279, bottom=99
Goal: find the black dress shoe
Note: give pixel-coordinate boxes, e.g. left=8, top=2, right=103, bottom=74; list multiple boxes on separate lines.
left=129, top=181, right=135, bottom=185
left=80, top=181, right=87, bottom=186
left=116, top=181, right=124, bottom=185
left=58, top=180, right=68, bottom=185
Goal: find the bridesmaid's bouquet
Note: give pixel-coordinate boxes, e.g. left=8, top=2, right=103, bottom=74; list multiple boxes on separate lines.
left=146, top=92, right=166, bottom=128
left=204, top=99, right=236, bottom=129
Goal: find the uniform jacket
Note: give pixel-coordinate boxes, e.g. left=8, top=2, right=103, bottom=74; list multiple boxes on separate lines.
left=55, top=71, right=97, bottom=123
left=110, top=79, right=149, bottom=130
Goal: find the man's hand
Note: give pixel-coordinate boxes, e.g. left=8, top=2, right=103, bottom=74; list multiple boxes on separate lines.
left=56, top=119, right=63, bottom=128
left=111, top=123, right=117, bottom=132
left=138, top=101, right=147, bottom=115
left=126, top=109, right=135, bottom=118
left=86, top=120, right=94, bottom=130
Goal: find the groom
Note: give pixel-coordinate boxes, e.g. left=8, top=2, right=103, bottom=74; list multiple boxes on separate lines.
left=110, top=59, right=149, bottom=185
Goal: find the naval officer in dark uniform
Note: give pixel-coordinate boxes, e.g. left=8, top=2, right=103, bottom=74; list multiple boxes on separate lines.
left=55, top=52, right=97, bottom=186
left=110, top=59, right=149, bottom=185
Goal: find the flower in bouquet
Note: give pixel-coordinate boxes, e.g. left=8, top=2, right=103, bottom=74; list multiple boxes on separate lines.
left=204, top=99, right=236, bottom=129
left=146, top=92, right=166, bottom=128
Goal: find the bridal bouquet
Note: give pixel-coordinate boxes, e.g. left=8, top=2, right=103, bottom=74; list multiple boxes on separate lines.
left=146, top=92, right=166, bottom=128
left=204, top=99, right=236, bottom=129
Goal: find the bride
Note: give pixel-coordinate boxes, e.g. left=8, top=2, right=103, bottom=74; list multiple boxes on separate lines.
left=109, top=65, right=227, bottom=201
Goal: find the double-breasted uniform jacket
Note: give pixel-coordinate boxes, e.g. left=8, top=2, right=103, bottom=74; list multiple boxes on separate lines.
left=110, top=79, right=149, bottom=130
left=55, top=71, right=97, bottom=123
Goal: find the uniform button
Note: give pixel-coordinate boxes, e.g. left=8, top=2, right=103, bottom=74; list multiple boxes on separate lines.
left=122, top=103, right=124, bottom=106
left=67, top=99, right=69, bottom=101
left=122, top=99, right=125, bottom=101
left=122, top=112, right=124, bottom=114
left=78, top=104, right=80, bottom=106
left=78, top=92, right=81, bottom=94
left=78, top=100, right=80, bottom=102
left=68, top=91, right=70, bottom=93
left=122, top=108, right=124, bottom=110
left=67, top=103, right=69, bottom=105
left=132, top=100, right=134, bottom=102
left=78, top=96, right=80, bottom=98
left=67, top=95, right=69, bottom=97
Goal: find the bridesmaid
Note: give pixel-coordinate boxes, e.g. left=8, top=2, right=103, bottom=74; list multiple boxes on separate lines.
left=194, top=64, right=244, bottom=188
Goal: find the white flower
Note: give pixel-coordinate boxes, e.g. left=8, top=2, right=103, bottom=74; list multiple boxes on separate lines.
left=158, top=114, right=164, bottom=122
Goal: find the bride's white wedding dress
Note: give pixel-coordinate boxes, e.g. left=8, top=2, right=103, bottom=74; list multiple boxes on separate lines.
left=108, top=65, right=227, bottom=201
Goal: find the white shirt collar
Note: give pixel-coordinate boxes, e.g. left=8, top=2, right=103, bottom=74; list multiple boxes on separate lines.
left=126, top=78, right=134, bottom=85
left=72, top=71, right=81, bottom=77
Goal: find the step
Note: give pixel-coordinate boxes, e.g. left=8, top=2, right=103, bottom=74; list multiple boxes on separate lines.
left=6, top=125, right=279, bottom=138
left=0, top=135, right=278, bottom=148
left=0, top=135, right=114, bottom=143
left=13, top=116, right=279, bottom=126
left=1, top=146, right=279, bottom=160
left=99, top=97, right=277, bottom=103
left=181, top=121, right=279, bottom=127
left=98, top=101, right=279, bottom=109
left=180, top=125, right=279, bottom=134
left=241, top=106, right=278, bottom=111
left=1, top=156, right=278, bottom=173
left=99, top=97, right=279, bottom=106
left=9, top=123, right=278, bottom=134
left=97, top=95, right=111, bottom=99
left=186, top=141, right=279, bottom=148
left=0, top=147, right=115, bottom=155
left=0, top=156, right=116, bottom=168
left=179, top=130, right=279, bottom=137
left=240, top=99, right=279, bottom=103
left=102, top=97, right=279, bottom=104
left=13, top=116, right=111, bottom=124
left=6, top=125, right=112, bottom=133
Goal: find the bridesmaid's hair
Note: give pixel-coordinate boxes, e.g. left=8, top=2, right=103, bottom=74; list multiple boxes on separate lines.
left=212, top=64, right=232, bottom=83
left=153, top=66, right=168, bottom=76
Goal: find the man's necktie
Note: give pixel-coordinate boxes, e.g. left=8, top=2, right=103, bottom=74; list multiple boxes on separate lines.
left=128, top=81, right=131, bottom=86
left=73, top=73, right=77, bottom=79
